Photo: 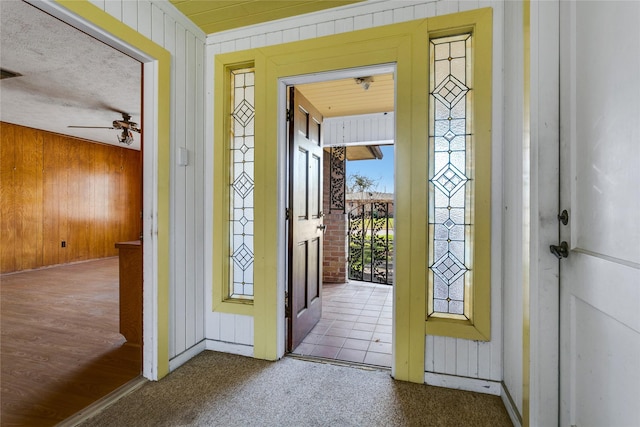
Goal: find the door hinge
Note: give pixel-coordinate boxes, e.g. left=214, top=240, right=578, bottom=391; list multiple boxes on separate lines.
left=550, top=241, right=569, bottom=259
left=285, top=207, right=291, bottom=220
left=286, top=109, right=292, bottom=122
left=558, top=209, right=569, bottom=225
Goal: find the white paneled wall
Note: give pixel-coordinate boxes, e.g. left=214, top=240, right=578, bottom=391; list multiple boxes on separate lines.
left=209, top=1, right=499, bottom=52
left=324, top=113, right=395, bottom=146
left=206, top=312, right=254, bottom=351
left=207, top=0, right=504, bottom=383
left=501, top=0, right=525, bottom=417
left=89, top=0, right=207, bottom=363
left=424, top=336, right=501, bottom=381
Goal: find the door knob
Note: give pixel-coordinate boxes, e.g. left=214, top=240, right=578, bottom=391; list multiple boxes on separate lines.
left=549, top=241, right=569, bottom=259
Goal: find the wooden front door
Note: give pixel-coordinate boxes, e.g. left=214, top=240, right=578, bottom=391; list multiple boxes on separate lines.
left=559, top=1, right=640, bottom=425
left=287, top=87, right=324, bottom=351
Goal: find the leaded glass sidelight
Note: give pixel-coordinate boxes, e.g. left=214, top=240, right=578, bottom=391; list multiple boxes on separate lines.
left=428, top=34, right=473, bottom=319
left=229, top=68, right=255, bottom=298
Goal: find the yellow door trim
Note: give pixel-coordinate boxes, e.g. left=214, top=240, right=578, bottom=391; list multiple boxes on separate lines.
left=55, top=0, right=172, bottom=379
left=424, top=8, right=493, bottom=341
left=213, top=8, right=493, bottom=383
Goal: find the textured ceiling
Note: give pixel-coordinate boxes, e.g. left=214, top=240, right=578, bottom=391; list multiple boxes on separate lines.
left=170, top=0, right=362, bottom=34
left=0, top=1, right=392, bottom=153
left=0, top=1, right=141, bottom=150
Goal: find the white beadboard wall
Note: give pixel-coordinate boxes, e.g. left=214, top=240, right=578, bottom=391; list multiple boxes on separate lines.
left=501, top=0, right=525, bottom=417
left=324, top=113, right=395, bottom=146
left=89, top=0, right=208, bottom=364
left=207, top=0, right=505, bottom=383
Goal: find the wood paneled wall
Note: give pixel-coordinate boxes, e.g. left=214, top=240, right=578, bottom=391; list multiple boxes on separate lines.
left=1, top=122, right=141, bottom=274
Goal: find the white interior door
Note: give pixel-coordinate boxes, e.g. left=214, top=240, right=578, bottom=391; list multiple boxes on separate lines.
left=559, top=2, right=640, bottom=425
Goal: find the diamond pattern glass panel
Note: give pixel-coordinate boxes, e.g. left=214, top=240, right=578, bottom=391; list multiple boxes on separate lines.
left=428, top=34, right=472, bottom=317
left=230, top=68, right=255, bottom=298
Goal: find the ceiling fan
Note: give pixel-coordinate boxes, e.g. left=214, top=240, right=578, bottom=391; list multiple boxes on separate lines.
left=68, top=112, right=140, bottom=145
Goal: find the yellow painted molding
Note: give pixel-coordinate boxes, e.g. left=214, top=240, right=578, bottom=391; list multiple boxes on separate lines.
left=214, top=23, right=421, bottom=374
left=252, top=51, right=276, bottom=360
left=424, top=7, right=493, bottom=343
left=424, top=318, right=490, bottom=341
left=55, top=0, right=172, bottom=379
left=213, top=300, right=255, bottom=317
left=401, top=19, right=430, bottom=384
left=212, top=53, right=256, bottom=318
left=212, top=8, right=493, bottom=381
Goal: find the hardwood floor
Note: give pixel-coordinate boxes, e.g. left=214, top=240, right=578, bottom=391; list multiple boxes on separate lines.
left=0, top=258, right=141, bottom=426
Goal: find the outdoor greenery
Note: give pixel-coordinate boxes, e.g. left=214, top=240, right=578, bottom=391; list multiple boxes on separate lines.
left=347, top=172, right=379, bottom=193
left=346, top=171, right=394, bottom=284
left=349, top=235, right=394, bottom=266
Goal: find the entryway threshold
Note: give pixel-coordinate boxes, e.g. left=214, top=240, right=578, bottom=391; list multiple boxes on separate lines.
left=57, top=376, right=147, bottom=427
left=286, top=353, right=391, bottom=373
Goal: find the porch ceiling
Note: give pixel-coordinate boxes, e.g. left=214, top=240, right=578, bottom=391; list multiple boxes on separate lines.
left=169, top=1, right=363, bottom=34
left=324, top=145, right=383, bottom=161
left=297, top=74, right=394, bottom=118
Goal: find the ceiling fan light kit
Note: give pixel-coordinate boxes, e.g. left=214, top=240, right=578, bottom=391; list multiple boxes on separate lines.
left=354, top=76, right=374, bottom=91
left=117, top=129, right=134, bottom=145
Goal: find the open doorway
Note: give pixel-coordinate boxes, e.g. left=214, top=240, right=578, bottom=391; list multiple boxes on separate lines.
left=284, top=69, right=395, bottom=367
left=0, top=2, right=146, bottom=424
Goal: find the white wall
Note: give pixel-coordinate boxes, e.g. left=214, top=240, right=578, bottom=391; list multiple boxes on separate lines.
left=89, top=0, right=208, bottom=365
left=324, top=113, right=395, bottom=146
left=72, top=1, right=557, bottom=421
left=528, top=2, right=560, bottom=426
left=500, top=3, right=561, bottom=426
left=206, top=0, right=505, bottom=386
left=501, top=0, right=524, bottom=420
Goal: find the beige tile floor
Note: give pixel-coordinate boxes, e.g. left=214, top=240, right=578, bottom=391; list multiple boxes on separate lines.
left=292, top=281, right=393, bottom=368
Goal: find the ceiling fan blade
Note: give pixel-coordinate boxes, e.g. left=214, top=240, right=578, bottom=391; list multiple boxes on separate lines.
left=67, top=126, right=115, bottom=129
left=97, top=101, right=128, bottom=115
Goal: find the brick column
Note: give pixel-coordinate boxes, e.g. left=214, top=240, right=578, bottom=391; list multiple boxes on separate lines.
left=322, top=154, right=347, bottom=283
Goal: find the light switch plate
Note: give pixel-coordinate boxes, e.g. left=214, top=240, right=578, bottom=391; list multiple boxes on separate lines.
left=178, top=147, right=189, bottom=166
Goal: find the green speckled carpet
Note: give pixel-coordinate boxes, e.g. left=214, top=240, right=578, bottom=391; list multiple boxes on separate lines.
left=80, top=351, right=512, bottom=426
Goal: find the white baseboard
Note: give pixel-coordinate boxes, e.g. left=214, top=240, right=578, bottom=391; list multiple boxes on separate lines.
left=169, top=340, right=207, bottom=372
left=424, top=372, right=502, bottom=396
left=205, top=339, right=254, bottom=357
left=501, top=382, right=523, bottom=427
left=169, top=340, right=255, bottom=372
